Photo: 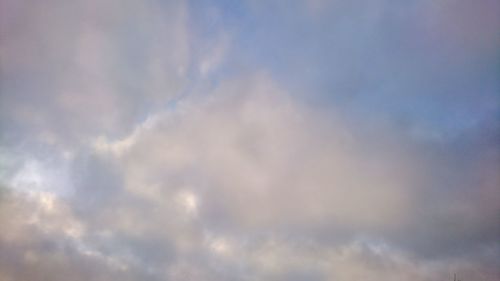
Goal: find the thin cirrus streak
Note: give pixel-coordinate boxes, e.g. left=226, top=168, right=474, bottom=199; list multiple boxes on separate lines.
left=0, top=0, right=499, bottom=280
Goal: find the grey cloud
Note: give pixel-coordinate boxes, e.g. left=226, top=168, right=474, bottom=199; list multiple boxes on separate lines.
left=388, top=125, right=500, bottom=259
left=0, top=192, right=156, bottom=281
left=64, top=73, right=496, bottom=279
left=1, top=0, right=499, bottom=280
left=106, top=74, right=412, bottom=230
left=0, top=0, right=190, bottom=148
left=1, top=73, right=498, bottom=280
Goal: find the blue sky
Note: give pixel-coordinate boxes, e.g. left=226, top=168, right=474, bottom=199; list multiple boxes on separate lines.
left=194, top=0, right=499, bottom=135
left=0, top=0, right=499, bottom=280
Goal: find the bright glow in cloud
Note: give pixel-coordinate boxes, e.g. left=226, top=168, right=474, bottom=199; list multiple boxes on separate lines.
left=176, top=190, right=199, bottom=216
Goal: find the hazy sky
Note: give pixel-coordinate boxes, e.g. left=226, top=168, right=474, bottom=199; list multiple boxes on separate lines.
left=1, top=0, right=499, bottom=280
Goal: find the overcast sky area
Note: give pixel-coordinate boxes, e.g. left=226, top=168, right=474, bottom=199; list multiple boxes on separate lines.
left=0, top=0, right=499, bottom=280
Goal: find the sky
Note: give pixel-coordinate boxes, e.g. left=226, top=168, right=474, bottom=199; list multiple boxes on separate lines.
left=0, top=0, right=499, bottom=280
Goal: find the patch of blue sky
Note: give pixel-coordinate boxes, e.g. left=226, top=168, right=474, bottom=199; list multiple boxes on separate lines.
left=190, top=0, right=499, bottom=139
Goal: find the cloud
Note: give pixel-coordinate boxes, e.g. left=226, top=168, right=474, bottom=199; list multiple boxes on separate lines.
left=5, top=73, right=491, bottom=280
left=98, top=74, right=406, bottom=229
left=0, top=0, right=190, bottom=148
left=1, top=72, right=499, bottom=280
left=1, top=0, right=499, bottom=280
